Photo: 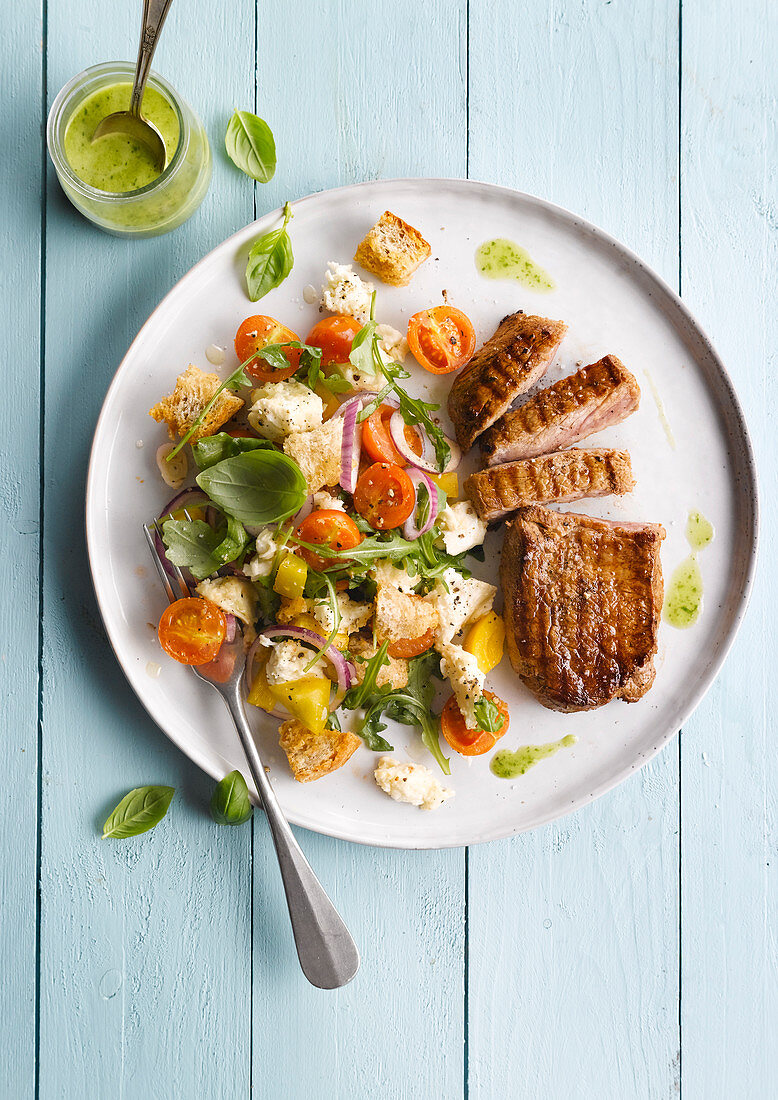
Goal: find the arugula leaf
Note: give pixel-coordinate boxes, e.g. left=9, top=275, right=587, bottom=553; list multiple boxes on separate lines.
left=473, top=696, right=502, bottom=733
left=290, top=526, right=472, bottom=585
left=210, top=770, right=253, bottom=826
left=196, top=450, right=307, bottom=527
left=102, top=786, right=175, bottom=839
left=161, top=518, right=225, bottom=580
left=191, top=433, right=275, bottom=470
left=245, top=202, right=294, bottom=302
left=225, top=110, right=276, bottom=182
left=338, top=641, right=391, bottom=712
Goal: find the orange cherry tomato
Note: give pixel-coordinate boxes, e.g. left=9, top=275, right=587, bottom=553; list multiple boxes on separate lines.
left=157, top=598, right=226, bottom=666
left=235, top=315, right=301, bottom=381
left=387, top=626, right=437, bottom=660
left=353, top=462, right=417, bottom=531
left=295, top=509, right=363, bottom=572
left=306, top=315, right=362, bottom=366
left=362, top=404, right=423, bottom=466
left=407, top=306, right=476, bottom=375
left=440, top=690, right=510, bottom=756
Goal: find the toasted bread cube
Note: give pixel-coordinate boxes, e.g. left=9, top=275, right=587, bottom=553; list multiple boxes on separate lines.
left=149, top=365, right=244, bottom=442
left=374, top=587, right=439, bottom=645
left=279, top=719, right=361, bottom=782
left=354, top=211, right=431, bottom=287
left=283, top=417, right=343, bottom=494
left=349, top=636, right=409, bottom=690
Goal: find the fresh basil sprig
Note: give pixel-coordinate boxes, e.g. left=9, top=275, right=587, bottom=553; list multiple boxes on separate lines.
left=197, top=449, right=307, bottom=527
left=225, top=110, right=276, bottom=183
left=246, top=202, right=294, bottom=302
left=191, top=433, right=275, bottom=470
left=210, top=770, right=254, bottom=826
left=473, top=696, right=502, bottom=733
left=102, top=786, right=175, bottom=839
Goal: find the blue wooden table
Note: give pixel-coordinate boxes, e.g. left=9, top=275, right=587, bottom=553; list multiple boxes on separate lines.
left=2, top=1, right=775, bottom=1096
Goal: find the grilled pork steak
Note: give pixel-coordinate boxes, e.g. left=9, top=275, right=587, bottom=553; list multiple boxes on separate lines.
left=500, top=505, right=665, bottom=711
left=480, top=354, right=640, bottom=466
left=465, top=448, right=634, bottom=523
left=447, top=313, right=567, bottom=451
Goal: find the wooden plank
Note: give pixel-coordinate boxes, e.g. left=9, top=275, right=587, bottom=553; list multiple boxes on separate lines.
left=679, top=2, right=778, bottom=1095
left=466, top=2, right=681, bottom=1096
left=0, top=1, right=43, bottom=1095
left=37, top=2, right=257, bottom=1096
left=250, top=2, right=468, bottom=1095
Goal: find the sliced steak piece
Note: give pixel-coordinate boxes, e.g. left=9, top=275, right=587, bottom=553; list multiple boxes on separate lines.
left=465, top=448, right=634, bottom=523
left=447, top=313, right=567, bottom=451
left=480, top=354, right=640, bottom=466
left=500, top=505, right=665, bottom=712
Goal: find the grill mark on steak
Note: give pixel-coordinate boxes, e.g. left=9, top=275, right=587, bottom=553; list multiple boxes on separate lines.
left=500, top=505, right=665, bottom=712
left=480, top=354, right=640, bottom=466
left=447, top=312, right=567, bottom=451
left=465, top=448, right=635, bottom=523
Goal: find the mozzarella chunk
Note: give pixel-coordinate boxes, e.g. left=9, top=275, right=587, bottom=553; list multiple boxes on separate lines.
left=283, top=417, right=343, bottom=494
left=436, top=501, right=487, bottom=556
left=248, top=380, right=323, bottom=442
left=244, top=529, right=281, bottom=579
left=312, top=489, right=346, bottom=512
left=374, top=757, right=454, bottom=811
left=195, top=576, right=258, bottom=625
left=301, top=591, right=372, bottom=637
left=438, top=642, right=485, bottom=727
left=331, top=361, right=383, bottom=393
left=376, top=323, right=408, bottom=364
left=432, top=568, right=496, bottom=645
left=370, top=559, right=419, bottom=594
left=265, top=639, right=326, bottom=685
left=320, top=262, right=374, bottom=322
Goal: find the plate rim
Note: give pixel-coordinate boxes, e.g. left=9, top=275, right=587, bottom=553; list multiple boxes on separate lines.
left=85, top=176, right=760, bottom=849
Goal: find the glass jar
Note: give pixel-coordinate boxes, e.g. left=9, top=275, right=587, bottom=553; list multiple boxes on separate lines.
left=47, top=62, right=212, bottom=238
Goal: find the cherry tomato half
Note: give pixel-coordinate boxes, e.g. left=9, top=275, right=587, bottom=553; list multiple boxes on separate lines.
left=387, top=626, right=437, bottom=660
left=361, top=404, right=423, bottom=466
left=306, top=315, right=362, bottom=367
left=235, top=315, right=301, bottom=382
left=353, top=462, right=416, bottom=531
left=440, top=690, right=510, bottom=756
left=295, top=509, right=363, bottom=572
left=407, top=306, right=476, bottom=375
left=158, top=598, right=226, bottom=666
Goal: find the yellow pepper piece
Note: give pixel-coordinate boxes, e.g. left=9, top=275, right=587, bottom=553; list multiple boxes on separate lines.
left=269, top=676, right=331, bottom=732
left=290, top=613, right=320, bottom=633
left=315, top=381, right=343, bottom=420
left=430, top=471, right=459, bottom=500
left=273, top=553, right=308, bottom=599
left=464, top=611, right=506, bottom=674
left=246, top=652, right=276, bottom=711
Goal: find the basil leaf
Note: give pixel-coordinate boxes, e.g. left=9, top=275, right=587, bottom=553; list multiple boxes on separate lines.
left=225, top=110, right=276, bottom=182
left=102, top=786, right=175, bottom=839
left=191, top=433, right=275, bottom=470
left=473, top=697, right=502, bottom=733
left=212, top=513, right=249, bottom=566
left=161, top=518, right=223, bottom=580
left=210, top=770, right=253, bottom=826
left=246, top=203, right=294, bottom=302
left=196, top=450, right=307, bottom=527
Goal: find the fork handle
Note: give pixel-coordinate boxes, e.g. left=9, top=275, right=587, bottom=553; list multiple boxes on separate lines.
left=223, top=691, right=360, bottom=989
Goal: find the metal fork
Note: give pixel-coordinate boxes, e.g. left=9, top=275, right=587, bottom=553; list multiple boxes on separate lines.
left=142, top=521, right=360, bottom=989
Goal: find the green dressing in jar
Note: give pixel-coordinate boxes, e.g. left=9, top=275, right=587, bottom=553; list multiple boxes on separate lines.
left=491, top=735, right=577, bottom=779
left=475, top=238, right=555, bottom=292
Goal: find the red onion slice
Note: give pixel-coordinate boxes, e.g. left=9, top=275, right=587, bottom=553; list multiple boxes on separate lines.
left=339, top=397, right=362, bottom=493
left=388, top=411, right=437, bottom=473
left=402, top=469, right=439, bottom=540
left=442, top=436, right=462, bottom=473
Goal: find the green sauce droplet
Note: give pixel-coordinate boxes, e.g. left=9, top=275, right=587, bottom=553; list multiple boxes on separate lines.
left=491, top=735, right=577, bottom=779
left=475, top=238, right=555, bottom=292
left=685, top=510, right=714, bottom=552
left=663, top=510, right=714, bottom=629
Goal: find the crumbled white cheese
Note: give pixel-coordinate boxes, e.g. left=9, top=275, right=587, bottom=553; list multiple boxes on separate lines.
left=312, top=489, right=346, bottom=512
left=330, top=361, right=383, bottom=393
left=265, top=639, right=326, bottom=685
left=310, top=591, right=372, bottom=636
left=376, top=323, right=408, bottom=364
left=248, top=380, right=323, bottom=442
left=435, top=501, right=487, bottom=556
left=438, top=642, right=485, bottom=727
left=432, top=568, right=496, bottom=645
left=374, top=757, right=454, bottom=811
left=320, top=262, right=375, bottom=323
left=195, top=576, right=258, bottom=625
left=243, top=530, right=281, bottom=579
left=370, top=559, right=419, bottom=594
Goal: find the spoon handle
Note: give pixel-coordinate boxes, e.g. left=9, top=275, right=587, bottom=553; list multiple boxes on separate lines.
left=129, top=0, right=175, bottom=118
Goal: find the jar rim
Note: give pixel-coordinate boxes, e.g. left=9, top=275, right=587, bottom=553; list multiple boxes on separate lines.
left=47, top=62, right=188, bottom=201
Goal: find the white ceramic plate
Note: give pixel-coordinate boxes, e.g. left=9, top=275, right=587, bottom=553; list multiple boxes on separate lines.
left=86, top=178, right=758, bottom=849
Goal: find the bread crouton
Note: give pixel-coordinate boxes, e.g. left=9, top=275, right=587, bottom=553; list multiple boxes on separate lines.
left=283, top=417, right=343, bottom=494
left=278, top=719, right=361, bottom=782
left=354, top=211, right=431, bottom=287
left=149, top=365, right=244, bottom=441
left=349, top=636, right=409, bottom=690
left=374, top=587, right=439, bottom=645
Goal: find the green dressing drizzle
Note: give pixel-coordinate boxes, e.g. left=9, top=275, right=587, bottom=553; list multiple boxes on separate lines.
left=491, top=735, right=577, bottom=779
left=475, top=239, right=555, bottom=292
left=663, top=510, right=714, bottom=628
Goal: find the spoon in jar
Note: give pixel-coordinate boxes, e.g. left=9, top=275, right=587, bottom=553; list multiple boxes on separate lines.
left=91, top=0, right=175, bottom=174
